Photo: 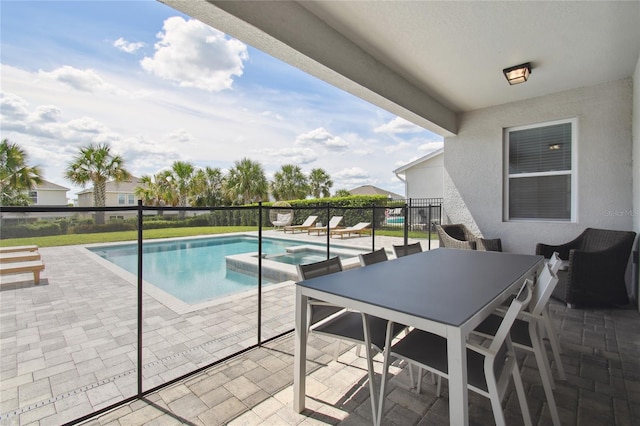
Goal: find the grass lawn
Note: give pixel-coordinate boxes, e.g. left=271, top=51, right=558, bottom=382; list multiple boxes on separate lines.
left=0, top=226, right=436, bottom=248
left=0, top=226, right=257, bottom=248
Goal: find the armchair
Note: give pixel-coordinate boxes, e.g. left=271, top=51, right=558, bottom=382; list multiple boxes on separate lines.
left=436, top=223, right=502, bottom=252
left=536, top=227, right=636, bottom=307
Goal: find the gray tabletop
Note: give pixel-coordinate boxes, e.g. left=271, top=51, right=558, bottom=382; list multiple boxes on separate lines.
left=297, top=248, right=543, bottom=327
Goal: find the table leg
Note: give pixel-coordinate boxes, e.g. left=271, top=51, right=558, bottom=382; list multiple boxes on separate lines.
left=447, top=327, right=468, bottom=425
left=294, top=288, right=308, bottom=413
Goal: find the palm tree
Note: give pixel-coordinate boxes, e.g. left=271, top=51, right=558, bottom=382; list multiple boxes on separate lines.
left=226, top=158, right=268, bottom=205
left=271, top=164, right=309, bottom=201
left=65, top=143, right=131, bottom=224
left=135, top=174, right=167, bottom=215
left=152, top=161, right=197, bottom=218
left=0, top=139, right=43, bottom=206
left=308, top=168, right=333, bottom=199
left=334, top=189, right=352, bottom=197
left=191, top=167, right=227, bottom=207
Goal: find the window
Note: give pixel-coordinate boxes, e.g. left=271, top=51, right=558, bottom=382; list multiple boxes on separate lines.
left=118, top=194, right=126, bottom=205
left=128, top=194, right=135, bottom=204
left=28, top=191, right=37, bottom=204
left=504, top=119, right=576, bottom=221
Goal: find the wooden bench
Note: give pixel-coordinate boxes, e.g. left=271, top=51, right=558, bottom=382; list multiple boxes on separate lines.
left=0, top=251, right=41, bottom=263
left=0, top=245, right=39, bottom=254
left=0, top=261, right=45, bottom=284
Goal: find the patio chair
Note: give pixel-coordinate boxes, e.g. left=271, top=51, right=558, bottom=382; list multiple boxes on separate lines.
left=436, top=223, right=502, bottom=251
left=307, top=216, right=343, bottom=235
left=536, top=227, right=637, bottom=307
left=297, top=257, right=406, bottom=361
left=330, top=222, right=371, bottom=238
left=283, top=215, right=318, bottom=234
left=392, top=242, right=422, bottom=258
left=474, top=263, right=562, bottom=426
left=379, top=280, right=533, bottom=426
left=358, top=248, right=388, bottom=266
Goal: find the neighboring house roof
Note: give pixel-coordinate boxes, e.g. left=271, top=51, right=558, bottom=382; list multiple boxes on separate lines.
left=349, top=185, right=403, bottom=199
left=393, top=148, right=444, bottom=174
left=77, top=176, right=142, bottom=195
left=34, top=179, right=70, bottom=191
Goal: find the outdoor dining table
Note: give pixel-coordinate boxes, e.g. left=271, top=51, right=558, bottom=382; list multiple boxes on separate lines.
left=293, top=247, right=544, bottom=425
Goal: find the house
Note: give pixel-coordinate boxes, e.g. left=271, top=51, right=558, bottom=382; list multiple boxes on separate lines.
left=165, top=1, right=640, bottom=304
left=393, top=148, right=443, bottom=199
left=29, top=179, right=69, bottom=206
left=76, top=176, right=141, bottom=220
left=348, top=184, right=402, bottom=199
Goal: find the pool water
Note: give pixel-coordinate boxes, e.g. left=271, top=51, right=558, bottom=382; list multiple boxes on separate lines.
left=90, top=236, right=315, bottom=304
left=386, top=217, right=404, bottom=224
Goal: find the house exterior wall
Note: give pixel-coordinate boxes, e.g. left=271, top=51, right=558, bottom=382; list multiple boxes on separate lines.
left=404, top=154, right=444, bottom=199
left=33, top=189, right=67, bottom=206
left=444, top=78, right=634, bottom=255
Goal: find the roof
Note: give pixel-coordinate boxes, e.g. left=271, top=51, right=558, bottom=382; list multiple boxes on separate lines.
left=164, top=1, right=640, bottom=137
left=348, top=185, right=403, bottom=199
left=76, top=177, right=142, bottom=195
left=394, top=148, right=444, bottom=174
left=34, top=179, right=70, bottom=191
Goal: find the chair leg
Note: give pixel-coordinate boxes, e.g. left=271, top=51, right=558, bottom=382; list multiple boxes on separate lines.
left=511, top=364, right=533, bottom=426
left=435, top=376, right=442, bottom=398
left=543, top=308, right=566, bottom=380
left=356, top=343, right=362, bottom=358
left=333, top=340, right=341, bottom=362
left=530, top=325, right=561, bottom=426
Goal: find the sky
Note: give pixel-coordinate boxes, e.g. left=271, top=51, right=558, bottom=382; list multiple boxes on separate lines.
left=0, top=0, right=443, bottom=200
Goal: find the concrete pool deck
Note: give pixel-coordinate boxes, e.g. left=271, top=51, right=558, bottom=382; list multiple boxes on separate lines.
left=0, top=231, right=422, bottom=424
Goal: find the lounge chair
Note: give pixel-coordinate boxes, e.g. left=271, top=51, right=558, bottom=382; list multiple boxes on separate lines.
left=0, top=260, right=45, bottom=284
left=283, top=215, right=318, bottom=233
left=0, top=245, right=39, bottom=254
left=307, top=216, right=343, bottom=235
left=0, top=251, right=41, bottom=263
left=330, top=222, right=371, bottom=238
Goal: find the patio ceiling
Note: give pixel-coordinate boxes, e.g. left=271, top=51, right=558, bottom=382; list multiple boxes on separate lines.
left=161, top=1, right=640, bottom=136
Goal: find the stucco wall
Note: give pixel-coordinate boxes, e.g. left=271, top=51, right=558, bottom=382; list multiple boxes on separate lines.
left=405, top=154, right=444, bottom=199
left=444, top=78, right=634, bottom=254
left=35, top=190, right=68, bottom=206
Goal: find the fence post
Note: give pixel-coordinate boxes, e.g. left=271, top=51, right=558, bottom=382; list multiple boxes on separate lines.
left=136, top=200, right=143, bottom=396
left=258, top=202, right=262, bottom=345
left=326, top=203, right=330, bottom=259
left=428, top=203, right=432, bottom=250
left=403, top=203, right=409, bottom=246
left=371, top=204, right=376, bottom=252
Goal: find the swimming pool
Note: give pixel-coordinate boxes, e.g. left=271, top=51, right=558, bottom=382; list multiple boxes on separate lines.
left=386, top=216, right=405, bottom=224
left=89, top=236, right=356, bottom=304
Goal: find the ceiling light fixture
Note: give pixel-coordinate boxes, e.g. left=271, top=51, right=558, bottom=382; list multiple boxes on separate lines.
left=503, top=62, right=531, bottom=85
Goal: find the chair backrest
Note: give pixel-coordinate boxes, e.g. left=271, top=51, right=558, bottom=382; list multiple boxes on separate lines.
left=328, top=216, right=343, bottom=228
left=488, top=280, right=533, bottom=355
left=351, top=222, right=370, bottom=230
left=440, top=224, right=468, bottom=241
left=297, top=257, right=343, bottom=281
left=392, top=242, right=422, bottom=258
left=359, top=248, right=388, bottom=267
left=301, top=215, right=318, bottom=227
left=548, top=251, right=562, bottom=274
left=578, top=228, right=637, bottom=252
left=529, top=263, right=559, bottom=317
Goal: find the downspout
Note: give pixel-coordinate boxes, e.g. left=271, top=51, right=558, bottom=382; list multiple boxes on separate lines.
left=394, top=171, right=407, bottom=198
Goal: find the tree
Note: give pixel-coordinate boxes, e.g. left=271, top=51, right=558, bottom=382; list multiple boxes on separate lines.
left=154, top=161, right=196, bottom=219
left=135, top=174, right=166, bottom=215
left=271, top=164, right=309, bottom=201
left=65, top=143, right=131, bottom=224
left=226, top=158, right=268, bottom=205
left=334, top=189, right=352, bottom=197
left=0, top=139, right=43, bottom=206
left=308, top=168, right=333, bottom=199
left=191, top=167, right=227, bottom=207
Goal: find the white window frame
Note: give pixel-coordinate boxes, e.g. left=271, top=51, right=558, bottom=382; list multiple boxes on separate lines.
left=118, top=194, right=126, bottom=205
left=128, top=194, right=135, bottom=205
left=28, top=190, right=38, bottom=204
left=503, top=118, right=578, bottom=222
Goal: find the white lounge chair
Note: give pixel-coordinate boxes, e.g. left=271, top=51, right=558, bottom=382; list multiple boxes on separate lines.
left=330, top=222, right=371, bottom=238
left=283, top=215, right=318, bottom=233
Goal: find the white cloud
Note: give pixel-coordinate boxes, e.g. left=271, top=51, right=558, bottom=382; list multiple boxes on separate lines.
left=418, top=141, right=444, bottom=152
left=374, top=117, right=424, bottom=134
left=38, top=66, right=115, bottom=93
left=254, top=147, right=318, bottom=165
left=113, top=37, right=145, bottom=54
left=32, top=105, right=62, bottom=122
left=0, top=91, right=30, bottom=120
left=295, top=127, right=349, bottom=151
left=165, top=128, right=196, bottom=144
left=141, top=16, right=248, bottom=92
left=332, top=167, right=376, bottom=189
left=383, top=141, right=411, bottom=154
